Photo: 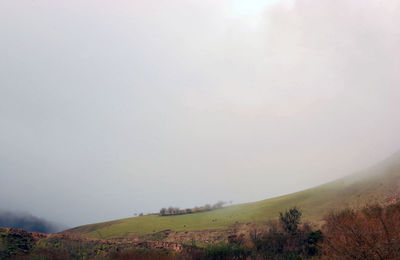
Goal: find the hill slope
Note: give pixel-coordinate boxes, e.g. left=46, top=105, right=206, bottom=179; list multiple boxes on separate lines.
left=65, top=151, right=400, bottom=239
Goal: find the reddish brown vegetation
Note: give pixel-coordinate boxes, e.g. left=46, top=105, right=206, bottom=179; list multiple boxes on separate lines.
left=322, top=202, right=400, bottom=259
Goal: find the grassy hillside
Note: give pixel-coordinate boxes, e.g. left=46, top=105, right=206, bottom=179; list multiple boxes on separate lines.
left=65, top=151, right=400, bottom=239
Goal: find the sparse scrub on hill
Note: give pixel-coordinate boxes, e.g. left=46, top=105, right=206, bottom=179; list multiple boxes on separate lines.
left=0, top=228, right=35, bottom=259
left=159, top=201, right=227, bottom=216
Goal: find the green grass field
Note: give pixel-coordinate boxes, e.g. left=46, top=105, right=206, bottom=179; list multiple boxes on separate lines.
left=66, top=151, right=400, bottom=239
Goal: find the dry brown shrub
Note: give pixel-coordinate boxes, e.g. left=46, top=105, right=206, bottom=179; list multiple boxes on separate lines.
left=322, top=202, right=400, bottom=259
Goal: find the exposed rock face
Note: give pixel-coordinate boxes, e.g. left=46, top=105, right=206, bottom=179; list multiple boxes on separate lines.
left=141, top=222, right=254, bottom=245
left=137, top=241, right=184, bottom=252
left=163, top=229, right=231, bottom=243
left=1, top=227, right=188, bottom=259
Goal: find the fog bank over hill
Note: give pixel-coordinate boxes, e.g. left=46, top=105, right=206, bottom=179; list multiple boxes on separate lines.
left=0, top=210, right=64, bottom=233
left=0, top=0, right=399, bottom=226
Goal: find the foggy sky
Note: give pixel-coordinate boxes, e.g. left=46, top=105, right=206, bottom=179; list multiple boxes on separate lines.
left=1, top=0, right=399, bottom=227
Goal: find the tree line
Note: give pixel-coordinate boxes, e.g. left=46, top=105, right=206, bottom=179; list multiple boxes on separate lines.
left=159, top=201, right=226, bottom=216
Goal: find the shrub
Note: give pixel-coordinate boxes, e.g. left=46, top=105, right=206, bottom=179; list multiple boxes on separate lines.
left=205, top=243, right=250, bottom=260
left=250, top=207, right=322, bottom=259
left=322, top=203, right=400, bottom=259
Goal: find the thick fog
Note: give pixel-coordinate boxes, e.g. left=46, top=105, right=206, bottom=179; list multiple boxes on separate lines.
left=1, top=0, right=399, bottom=227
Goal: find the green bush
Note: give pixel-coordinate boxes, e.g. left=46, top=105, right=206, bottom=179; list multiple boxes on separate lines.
left=204, top=243, right=250, bottom=259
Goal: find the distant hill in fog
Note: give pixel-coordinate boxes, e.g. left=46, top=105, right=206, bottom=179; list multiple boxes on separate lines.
left=0, top=210, right=62, bottom=233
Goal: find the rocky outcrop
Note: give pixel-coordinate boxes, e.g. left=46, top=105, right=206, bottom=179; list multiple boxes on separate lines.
left=136, top=241, right=183, bottom=252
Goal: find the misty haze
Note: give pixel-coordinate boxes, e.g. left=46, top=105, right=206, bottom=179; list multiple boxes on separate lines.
left=1, top=0, right=400, bottom=259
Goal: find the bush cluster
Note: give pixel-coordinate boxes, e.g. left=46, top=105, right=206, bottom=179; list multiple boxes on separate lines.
left=322, top=202, right=400, bottom=259
left=250, top=207, right=323, bottom=259
left=159, top=201, right=226, bottom=216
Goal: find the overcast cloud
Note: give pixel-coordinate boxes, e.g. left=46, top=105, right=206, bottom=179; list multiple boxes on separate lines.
left=0, top=0, right=399, bottom=227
